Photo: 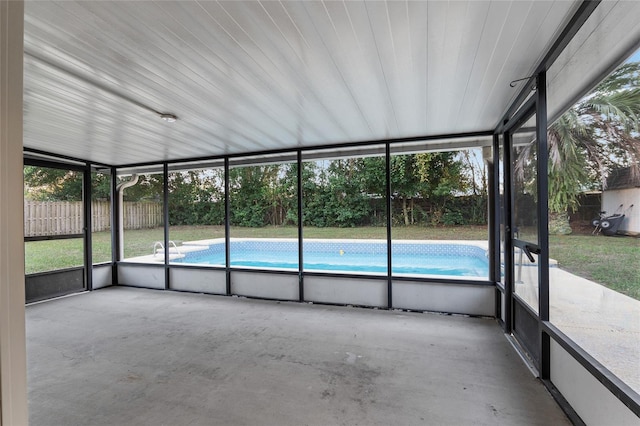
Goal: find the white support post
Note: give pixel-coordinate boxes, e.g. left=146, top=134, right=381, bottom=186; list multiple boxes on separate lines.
left=0, top=0, right=29, bottom=424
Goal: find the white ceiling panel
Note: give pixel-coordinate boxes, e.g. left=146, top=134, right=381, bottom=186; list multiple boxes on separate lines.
left=22, top=0, right=615, bottom=166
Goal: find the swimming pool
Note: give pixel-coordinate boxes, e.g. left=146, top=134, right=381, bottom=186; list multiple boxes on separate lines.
left=172, top=239, right=489, bottom=278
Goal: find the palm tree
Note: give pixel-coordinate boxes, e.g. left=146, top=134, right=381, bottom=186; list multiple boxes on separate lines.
left=518, top=62, right=640, bottom=234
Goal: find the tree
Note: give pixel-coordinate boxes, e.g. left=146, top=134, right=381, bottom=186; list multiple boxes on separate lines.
left=390, top=155, right=422, bottom=226
left=415, top=152, right=469, bottom=225
left=322, top=159, right=373, bottom=227
left=24, top=167, right=84, bottom=201
left=458, top=149, right=487, bottom=197
left=24, top=166, right=113, bottom=201
left=228, top=164, right=291, bottom=227
left=281, top=163, right=303, bottom=225
left=168, top=170, right=225, bottom=226
left=300, top=158, right=379, bottom=228
left=119, top=174, right=164, bottom=202
left=358, top=152, right=470, bottom=226
left=517, top=61, right=640, bottom=234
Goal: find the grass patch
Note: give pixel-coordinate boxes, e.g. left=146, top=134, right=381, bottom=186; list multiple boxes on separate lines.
left=25, top=238, right=85, bottom=274
left=549, top=233, right=640, bottom=300
left=24, top=225, right=639, bottom=301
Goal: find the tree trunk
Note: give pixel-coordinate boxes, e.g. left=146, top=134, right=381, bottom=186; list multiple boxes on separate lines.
left=549, top=211, right=572, bottom=235
left=410, top=198, right=414, bottom=224
left=402, top=198, right=409, bottom=226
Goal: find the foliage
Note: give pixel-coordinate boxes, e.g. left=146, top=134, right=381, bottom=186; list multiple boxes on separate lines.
left=168, top=170, right=225, bottom=226
left=23, top=166, right=164, bottom=202
left=119, top=174, right=163, bottom=202
left=458, top=149, right=488, bottom=196
left=229, top=164, right=296, bottom=227
left=24, top=167, right=85, bottom=201
left=91, top=173, right=112, bottom=201
left=442, top=208, right=465, bottom=226
left=516, top=61, right=640, bottom=225
left=23, top=149, right=486, bottom=229
left=338, top=158, right=380, bottom=225
left=302, top=159, right=374, bottom=228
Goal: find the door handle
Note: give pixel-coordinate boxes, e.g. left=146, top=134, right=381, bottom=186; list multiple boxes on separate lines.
left=522, top=244, right=540, bottom=263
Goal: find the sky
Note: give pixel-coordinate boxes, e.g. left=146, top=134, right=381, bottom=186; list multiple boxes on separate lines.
left=626, top=48, right=640, bottom=63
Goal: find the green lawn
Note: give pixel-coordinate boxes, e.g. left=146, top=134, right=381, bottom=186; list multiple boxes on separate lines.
left=549, top=233, right=640, bottom=300
left=24, top=225, right=639, bottom=300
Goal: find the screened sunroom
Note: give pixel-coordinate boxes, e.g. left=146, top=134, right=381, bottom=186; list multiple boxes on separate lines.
left=1, top=1, right=639, bottom=424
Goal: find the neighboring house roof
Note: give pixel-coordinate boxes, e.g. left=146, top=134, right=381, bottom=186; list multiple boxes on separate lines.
left=606, top=167, right=640, bottom=190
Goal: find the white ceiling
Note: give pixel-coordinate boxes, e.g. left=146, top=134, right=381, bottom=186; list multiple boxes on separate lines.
left=22, top=1, right=600, bottom=166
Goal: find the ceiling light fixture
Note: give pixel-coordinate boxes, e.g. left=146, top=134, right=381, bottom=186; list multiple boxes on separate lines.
left=159, top=113, right=178, bottom=123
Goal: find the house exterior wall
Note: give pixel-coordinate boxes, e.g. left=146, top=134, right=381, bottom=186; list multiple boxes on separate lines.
left=602, top=189, right=639, bottom=234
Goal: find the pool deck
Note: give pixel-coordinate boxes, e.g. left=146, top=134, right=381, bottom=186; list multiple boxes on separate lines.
left=517, top=266, right=640, bottom=395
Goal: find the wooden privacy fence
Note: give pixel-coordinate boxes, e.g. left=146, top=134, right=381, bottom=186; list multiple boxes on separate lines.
left=122, top=201, right=163, bottom=231
left=24, top=201, right=163, bottom=237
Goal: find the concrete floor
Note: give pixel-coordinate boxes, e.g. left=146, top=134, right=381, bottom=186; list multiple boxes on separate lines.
left=27, top=287, right=570, bottom=426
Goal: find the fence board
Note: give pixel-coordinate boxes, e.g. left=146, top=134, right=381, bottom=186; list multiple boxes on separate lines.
left=24, top=201, right=163, bottom=237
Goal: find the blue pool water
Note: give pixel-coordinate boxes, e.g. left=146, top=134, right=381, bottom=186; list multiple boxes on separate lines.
left=174, top=240, right=488, bottom=278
